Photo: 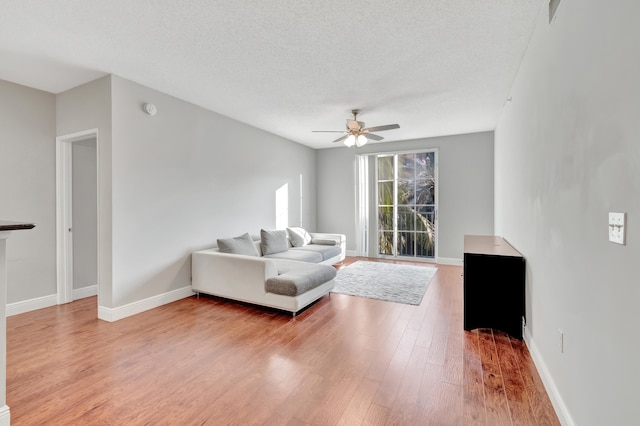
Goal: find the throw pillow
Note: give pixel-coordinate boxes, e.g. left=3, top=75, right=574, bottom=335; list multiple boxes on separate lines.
left=287, top=227, right=312, bottom=247
left=217, top=233, right=260, bottom=257
left=310, top=238, right=337, bottom=246
left=260, top=229, right=289, bottom=255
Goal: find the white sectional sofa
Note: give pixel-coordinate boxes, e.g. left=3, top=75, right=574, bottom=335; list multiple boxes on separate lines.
left=192, top=229, right=346, bottom=315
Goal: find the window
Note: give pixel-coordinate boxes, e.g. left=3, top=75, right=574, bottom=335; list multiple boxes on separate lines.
left=377, top=151, right=436, bottom=259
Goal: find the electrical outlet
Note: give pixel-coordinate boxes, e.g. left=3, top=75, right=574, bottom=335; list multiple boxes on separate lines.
left=608, top=212, right=626, bottom=245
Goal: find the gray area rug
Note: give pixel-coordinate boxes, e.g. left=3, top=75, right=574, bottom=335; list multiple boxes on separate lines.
left=332, top=261, right=437, bottom=305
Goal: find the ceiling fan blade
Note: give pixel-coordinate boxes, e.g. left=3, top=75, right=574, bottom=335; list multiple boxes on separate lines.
left=312, top=130, right=346, bottom=133
left=332, top=134, right=349, bottom=143
left=365, top=133, right=384, bottom=141
left=362, top=124, right=400, bottom=133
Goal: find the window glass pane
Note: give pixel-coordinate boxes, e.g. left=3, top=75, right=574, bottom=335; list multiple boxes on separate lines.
left=416, top=206, right=435, bottom=233
left=377, top=155, right=394, bottom=181
left=397, top=232, right=415, bottom=256
left=378, top=181, right=393, bottom=205
left=397, top=180, right=414, bottom=205
left=415, top=152, right=435, bottom=179
left=378, top=232, right=394, bottom=255
left=415, top=178, right=434, bottom=205
left=398, top=153, right=415, bottom=179
left=378, top=207, right=394, bottom=230
left=397, top=207, right=416, bottom=231
left=415, top=232, right=434, bottom=257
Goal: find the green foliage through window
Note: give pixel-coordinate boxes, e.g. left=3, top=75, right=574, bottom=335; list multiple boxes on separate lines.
left=377, top=152, right=435, bottom=258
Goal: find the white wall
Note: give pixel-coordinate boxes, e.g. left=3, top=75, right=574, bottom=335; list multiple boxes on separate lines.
left=317, top=132, right=494, bottom=261
left=7, top=73, right=317, bottom=315
left=72, top=138, right=98, bottom=290
left=57, top=76, right=113, bottom=307
left=110, top=76, right=317, bottom=306
left=0, top=80, right=56, bottom=303
left=494, top=1, right=640, bottom=424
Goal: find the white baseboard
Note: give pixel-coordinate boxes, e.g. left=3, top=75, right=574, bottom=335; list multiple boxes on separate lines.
left=0, top=405, right=9, bottom=426
left=436, top=257, right=463, bottom=266
left=345, top=249, right=358, bottom=256
left=6, top=286, right=97, bottom=317
left=73, top=285, right=97, bottom=300
left=524, top=326, right=575, bottom=426
left=98, top=286, right=195, bottom=322
left=6, top=286, right=194, bottom=321
left=6, top=294, right=57, bottom=317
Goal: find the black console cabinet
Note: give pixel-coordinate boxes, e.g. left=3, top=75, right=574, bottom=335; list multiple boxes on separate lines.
left=463, top=235, right=525, bottom=339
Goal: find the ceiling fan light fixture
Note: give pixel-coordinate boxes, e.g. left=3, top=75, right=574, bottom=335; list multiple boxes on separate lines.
left=316, top=110, right=399, bottom=147
left=344, top=135, right=356, bottom=147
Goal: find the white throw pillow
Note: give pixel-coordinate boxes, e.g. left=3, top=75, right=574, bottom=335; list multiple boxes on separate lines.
left=287, top=227, right=312, bottom=247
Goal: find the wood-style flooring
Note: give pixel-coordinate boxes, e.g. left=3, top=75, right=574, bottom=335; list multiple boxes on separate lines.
left=6, top=257, right=559, bottom=425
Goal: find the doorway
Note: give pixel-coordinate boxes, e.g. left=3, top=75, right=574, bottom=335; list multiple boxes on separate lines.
left=376, top=150, right=437, bottom=260
left=56, top=129, right=99, bottom=304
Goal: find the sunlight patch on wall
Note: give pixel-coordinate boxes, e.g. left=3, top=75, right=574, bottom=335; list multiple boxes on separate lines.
left=276, top=183, right=289, bottom=229
left=299, top=174, right=303, bottom=228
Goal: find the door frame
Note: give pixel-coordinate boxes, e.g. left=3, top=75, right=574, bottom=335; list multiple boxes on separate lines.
left=56, top=129, right=99, bottom=304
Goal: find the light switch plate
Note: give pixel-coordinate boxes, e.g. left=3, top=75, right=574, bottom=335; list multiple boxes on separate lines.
left=608, top=212, right=626, bottom=245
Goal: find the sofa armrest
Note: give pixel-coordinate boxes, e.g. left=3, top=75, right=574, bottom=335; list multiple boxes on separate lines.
left=192, top=250, right=278, bottom=297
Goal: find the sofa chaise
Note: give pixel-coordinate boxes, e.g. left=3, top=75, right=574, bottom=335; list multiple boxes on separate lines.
left=192, top=228, right=346, bottom=315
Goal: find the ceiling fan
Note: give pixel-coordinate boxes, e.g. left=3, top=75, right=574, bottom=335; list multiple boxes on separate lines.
left=313, top=110, right=400, bottom=147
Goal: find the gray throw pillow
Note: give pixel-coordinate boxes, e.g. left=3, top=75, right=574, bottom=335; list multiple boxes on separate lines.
left=261, top=229, right=289, bottom=255
left=287, top=227, right=312, bottom=247
left=310, top=238, right=337, bottom=246
left=217, top=233, right=260, bottom=257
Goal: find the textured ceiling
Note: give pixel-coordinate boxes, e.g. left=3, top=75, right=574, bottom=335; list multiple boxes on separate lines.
left=0, top=0, right=542, bottom=149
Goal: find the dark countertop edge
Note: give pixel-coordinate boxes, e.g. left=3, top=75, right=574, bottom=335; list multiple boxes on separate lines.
left=0, top=221, right=36, bottom=231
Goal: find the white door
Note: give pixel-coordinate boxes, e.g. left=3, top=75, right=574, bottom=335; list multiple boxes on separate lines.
left=56, top=130, right=99, bottom=304
left=72, top=139, right=98, bottom=298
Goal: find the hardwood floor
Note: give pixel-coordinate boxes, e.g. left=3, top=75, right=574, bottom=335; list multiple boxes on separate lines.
left=7, top=257, right=559, bottom=425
